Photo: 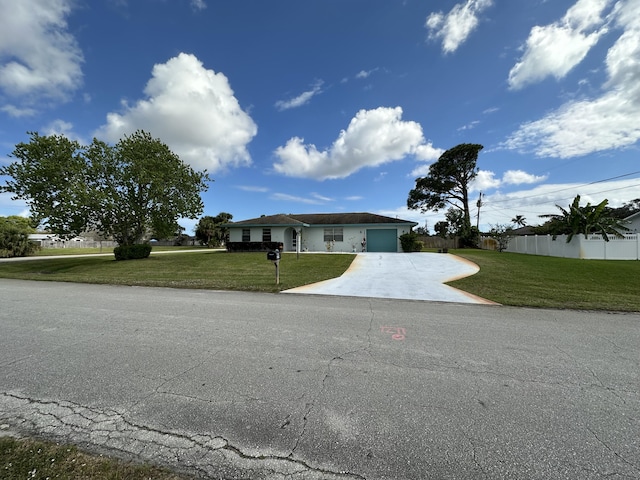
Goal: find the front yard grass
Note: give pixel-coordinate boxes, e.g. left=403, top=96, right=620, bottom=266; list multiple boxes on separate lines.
left=449, top=249, right=640, bottom=312
left=0, top=251, right=355, bottom=293
left=1, top=248, right=639, bottom=311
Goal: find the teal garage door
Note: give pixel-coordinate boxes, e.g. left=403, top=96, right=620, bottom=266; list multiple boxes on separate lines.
left=366, top=229, right=398, bottom=252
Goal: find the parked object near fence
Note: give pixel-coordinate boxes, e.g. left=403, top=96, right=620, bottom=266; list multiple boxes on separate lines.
left=482, top=234, right=640, bottom=260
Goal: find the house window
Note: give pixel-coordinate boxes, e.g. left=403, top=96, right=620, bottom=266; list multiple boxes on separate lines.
left=323, top=228, right=343, bottom=242
left=262, top=228, right=271, bottom=242
left=242, top=229, right=250, bottom=242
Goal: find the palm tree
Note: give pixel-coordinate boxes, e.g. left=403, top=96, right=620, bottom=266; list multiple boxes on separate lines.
left=511, top=215, right=526, bottom=227
left=540, top=195, right=629, bottom=242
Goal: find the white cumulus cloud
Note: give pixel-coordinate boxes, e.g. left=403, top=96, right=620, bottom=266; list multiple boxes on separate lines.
left=505, top=0, right=640, bottom=158
left=95, top=53, right=257, bottom=173
left=508, top=0, right=612, bottom=90
left=0, top=0, right=83, bottom=107
left=472, top=170, right=502, bottom=191
left=502, top=170, right=548, bottom=185
left=425, top=0, right=493, bottom=54
left=273, top=107, right=431, bottom=180
left=409, top=143, right=446, bottom=177
left=472, top=170, right=547, bottom=192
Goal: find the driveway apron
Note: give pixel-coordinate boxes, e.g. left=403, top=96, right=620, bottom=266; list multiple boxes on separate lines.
left=283, top=252, right=495, bottom=304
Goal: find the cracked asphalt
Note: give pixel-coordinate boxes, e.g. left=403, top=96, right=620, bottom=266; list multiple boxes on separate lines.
left=1, top=278, right=639, bottom=479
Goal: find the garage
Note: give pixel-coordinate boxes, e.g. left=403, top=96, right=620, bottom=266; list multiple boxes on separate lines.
left=366, top=229, right=398, bottom=252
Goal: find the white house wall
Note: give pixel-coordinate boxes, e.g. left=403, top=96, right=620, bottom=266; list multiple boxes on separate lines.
left=300, top=226, right=413, bottom=252
left=228, top=227, right=289, bottom=243
left=300, top=226, right=364, bottom=253
left=229, top=225, right=413, bottom=252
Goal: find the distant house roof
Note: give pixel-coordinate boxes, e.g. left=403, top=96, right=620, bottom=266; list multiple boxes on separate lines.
left=227, top=212, right=417, bottom=227
left=509, top=226, right=537, bottom=236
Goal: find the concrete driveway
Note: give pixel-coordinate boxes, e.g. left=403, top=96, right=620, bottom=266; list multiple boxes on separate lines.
left=283, top=252, right=495, bottom=304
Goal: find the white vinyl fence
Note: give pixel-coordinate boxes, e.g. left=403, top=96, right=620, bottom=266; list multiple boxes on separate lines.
left=33, top=239, right=118, bottom=249
left=485, top=234, right=640, bottom=260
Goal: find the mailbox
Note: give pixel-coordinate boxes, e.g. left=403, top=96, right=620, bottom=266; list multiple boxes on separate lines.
left=267, top=250, right=280, bottom=261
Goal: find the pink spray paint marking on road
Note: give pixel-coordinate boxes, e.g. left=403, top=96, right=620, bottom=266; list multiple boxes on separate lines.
left=381, top=326, right=406, bottom=341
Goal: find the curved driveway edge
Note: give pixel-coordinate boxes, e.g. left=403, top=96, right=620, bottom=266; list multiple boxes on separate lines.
left=282, top=252, right=497, bottom=304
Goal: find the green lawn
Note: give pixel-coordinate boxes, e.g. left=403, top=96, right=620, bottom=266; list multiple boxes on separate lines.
left=449, top=249, right=640, bottom=312
left=2, top=248, right=639, bottom=311
left=0, top=250, right=355, bottom=293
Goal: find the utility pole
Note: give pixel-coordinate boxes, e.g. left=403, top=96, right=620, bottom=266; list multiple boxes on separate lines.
left=476, top=192, right=483, bottom=231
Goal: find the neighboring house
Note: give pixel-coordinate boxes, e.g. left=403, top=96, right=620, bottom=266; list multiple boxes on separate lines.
left=28, top=234, right=86, bottom=246
left=625, top=211, right=640, bottom=233
left=226, top=213, right=418, bottom=253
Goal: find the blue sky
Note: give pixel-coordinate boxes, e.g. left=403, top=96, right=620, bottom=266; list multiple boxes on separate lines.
left=1, top=0, right=639, bottom=234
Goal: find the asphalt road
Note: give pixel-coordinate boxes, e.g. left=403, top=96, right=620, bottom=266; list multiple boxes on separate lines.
left=1, top=279, right=639, bottom=479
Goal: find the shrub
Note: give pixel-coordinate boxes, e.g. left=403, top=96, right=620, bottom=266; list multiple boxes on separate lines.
left=399, top=232, right=423, bottom=252
left=226, top=241, right=283, bottom=252
left=0, top=216, right=40, bottom=258
left=487, top=224, right=513, bottom=252
left=113, top=243, right=152, bottom=260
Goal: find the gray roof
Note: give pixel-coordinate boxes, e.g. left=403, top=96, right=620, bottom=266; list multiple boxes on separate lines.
left=227, top=212, right=417, bottom=227
left=226, top=214, right=309, bottom=227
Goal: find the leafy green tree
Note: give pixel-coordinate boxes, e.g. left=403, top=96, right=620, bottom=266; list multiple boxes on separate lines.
left=539, top=195, right=630, bottom=242
left=212, top=212, right=233, bottom=246
left=1, top=131, right=210, bottom=252
left=434, top=221, right=449, bottom=238
left=608, top=198, right=640, bottom=219
left=408, top=143, right=483, bottom=245
left=445, top=208, right=465, bottom=237
left=0, top=216, right=39, bottom=257
left=195, top=216, right=217, bottom=246
left=195, top=212, right=233, bottom=247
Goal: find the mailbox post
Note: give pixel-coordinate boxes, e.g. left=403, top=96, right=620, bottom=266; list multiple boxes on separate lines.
left=267, top=249, right=280, bottom=284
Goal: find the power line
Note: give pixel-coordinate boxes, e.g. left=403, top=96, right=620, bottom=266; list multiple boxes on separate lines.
left=486, top=171, right=640, bottom=206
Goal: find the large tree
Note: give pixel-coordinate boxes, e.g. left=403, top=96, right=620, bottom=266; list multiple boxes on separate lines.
left=407, top=143, right=483, bottom=242
left=1, top=131, right=210, bottom=247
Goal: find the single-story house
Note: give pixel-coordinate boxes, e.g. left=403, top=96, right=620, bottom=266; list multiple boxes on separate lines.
left=28, top=234, right=86, bottom=246
left=225, top=212, right=418, bottom=253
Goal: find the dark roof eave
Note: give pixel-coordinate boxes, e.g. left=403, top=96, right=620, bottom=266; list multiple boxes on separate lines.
left=224, top=222, right=310, bottom=227
left=226, top=212, right=418, bottom=227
